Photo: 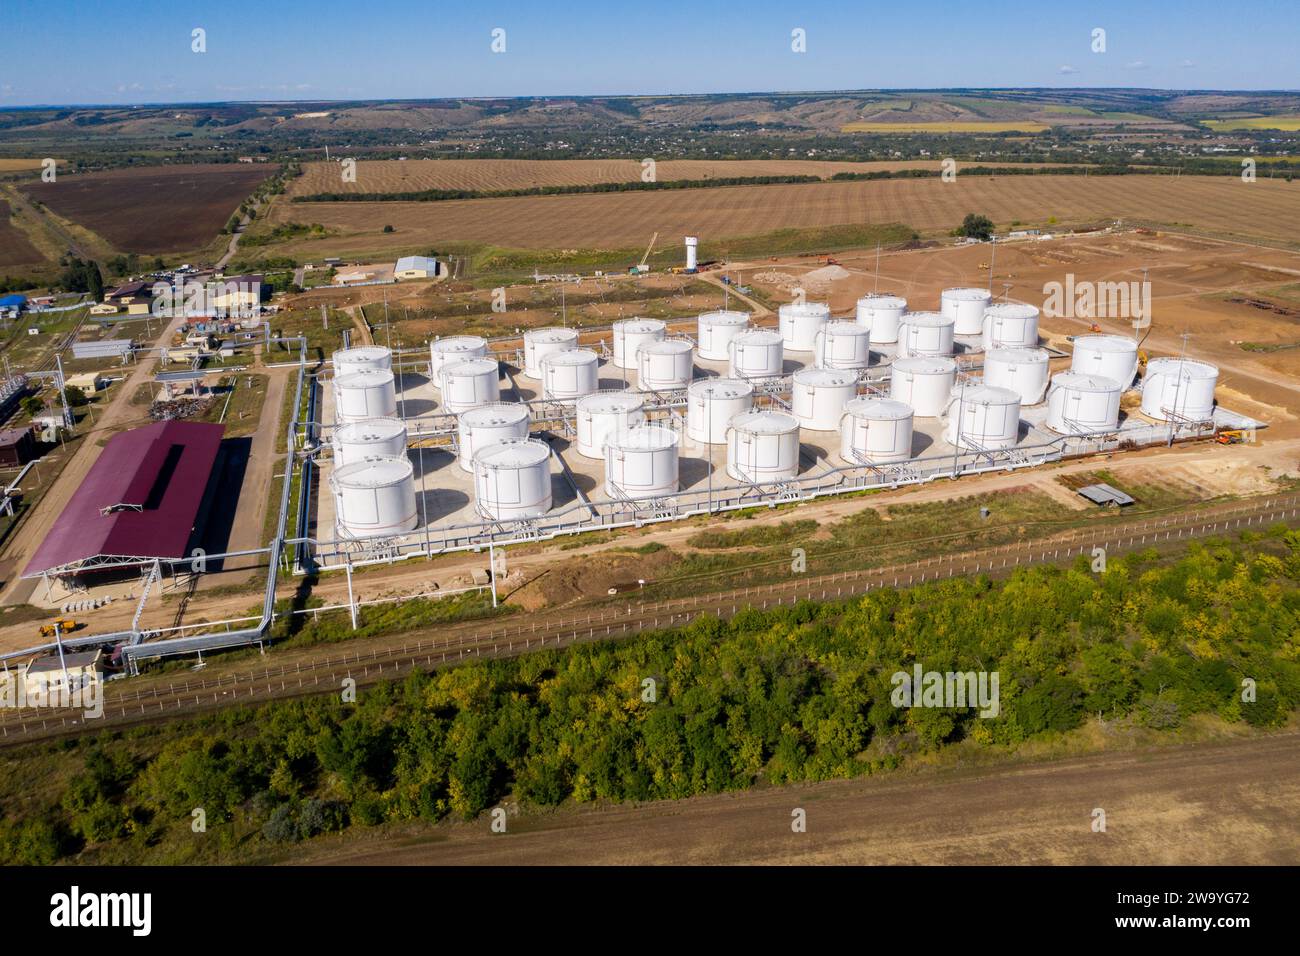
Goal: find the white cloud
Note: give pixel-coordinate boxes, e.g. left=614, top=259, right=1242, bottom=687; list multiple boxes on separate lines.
left=1125, top=60, right=1148, bottom=70
left=1180, top=59, right=1196, bottom=68
left=1058, top=65, right=1079, bottom=75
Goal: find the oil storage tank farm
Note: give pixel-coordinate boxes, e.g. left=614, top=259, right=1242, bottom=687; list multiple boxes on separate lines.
left=334, top=368, right=398, bottom=423
left=791, top=367, right=859, bottom=431
left=457, top=403, right=531, bottom=472
left=541, top=348, right=600, bottom=400
left=331, top=455, right=418, bottom=538
left=779, top=302, right=830, bottom=352
left=637, top=338, right=694, bottom=392
left=890, top=356, right=957, bottom=417
left=333, top=418, right=408, bottom=468
left=473, top=438, right=553, bottom=520
left=898, top=312, right=955, bottom=358
left=941, top=287, right=992, bottom=336
left=983, top=347, right=1050, bottom=405
left=815, top=321, right=871, bottom=370
left=945, top=385, right=1022, bottom=451
left=429, top=336, right=489, bottom=385
left=1071, top=334, right=1139, bottom=387
left=856, top=294, right=907, bottom=344
left=728, top=329, right=784, bottom=379
left=605, top=424, right=680, bottom=498
left=686, top=378, right=754, bottom=444
left=1046, top=373, right=1123, bottom=435
left=727, top=410, right=801, bottom=483
left=576, top=391, right=645, bottom=459
left=440, top=357, right=501, bottom=413
left=1140, top=358, right=1218, bottom=422
left=333, top=345, right=392, bottom=378
left=612, top=318, right=666, bottom=370
left=839, top=397, right=914, bottom=465
left=982, top=302, right=1040, bottom=350
left=697, top=311, right=750, bottom=361
left=523, top=327, right=580, bottom=379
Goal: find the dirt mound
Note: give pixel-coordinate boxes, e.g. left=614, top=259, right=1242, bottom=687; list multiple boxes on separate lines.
left=507, top=546, right=678, bottom=610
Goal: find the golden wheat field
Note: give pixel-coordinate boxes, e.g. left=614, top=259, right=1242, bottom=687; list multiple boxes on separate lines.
left=263, top=175, right=1300, bottom=257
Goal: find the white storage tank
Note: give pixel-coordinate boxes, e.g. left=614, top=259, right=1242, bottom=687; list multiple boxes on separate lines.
left=727, top=410, right=801, bottom=483
left=576, top=391, right=645, bottom=459
left=1140, top=359, right=1218, bottom=422
left=898, top=312, right=955, bottom=358
left=983, top=347, right=1051, bottom=405
left=778, top=302, right=830, bottom=352
left=473, top=438, right=552, bottom=520
left=440, top=358, right=501, bottom=413
left=332, top=455, right=417, bottom=538
left=941, top=287, right=992, bottom=336
left=686, top=378, right=754, bottom=444
left=815, top=321, right=872, bottom=370
left=1046, top=373, right=1123, bottom=435
left=856, top=294, right=907, bottom=344
left=944, top=385, right=1022, bottom=451
left=523, top=327, right=580, bottom=379
left=728, top=329, right=784, bottom=379
left=791, top=367, right=859, bottom=431
left=429, top=336, right=488, bottom=385
left=890, top=356, right=957, bottom=417
left=839, top=398, right=914, bottom=465
left=1071, top=334, right=1139, bottom=387
left=604, top=424, right=680, bottom=498
left=333, top=345, right=392, bottom=379
left=541, top=348, right=600, bottom=400
left=333, top=417, right=407, bottom=468
left=982, top=302, right=1040, bottom=350
left=457, top=404, right=531, bottom=473
left=334, top=369, right=397, bottom=423
left=637, top=338, right=694, bottom=392
left=697, top=311, right=750, bottom=361
left=612, top=318, right=666, bottom=370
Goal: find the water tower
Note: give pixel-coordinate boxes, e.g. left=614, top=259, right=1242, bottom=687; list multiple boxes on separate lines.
left=684, top=236, right=698, bottom=273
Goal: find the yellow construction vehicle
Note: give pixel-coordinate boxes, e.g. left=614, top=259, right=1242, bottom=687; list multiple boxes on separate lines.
left=39, top=619, right=79, bottom=638
left=1216, top=430, right=1247, bottom=445
left=1138, top=349, right=1149, bottom=371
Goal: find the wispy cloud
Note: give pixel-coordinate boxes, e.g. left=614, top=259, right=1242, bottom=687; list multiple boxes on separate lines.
left=1125, top=60, right=1148, bottom=70
left=1058, top=65, right=1079, bottom=75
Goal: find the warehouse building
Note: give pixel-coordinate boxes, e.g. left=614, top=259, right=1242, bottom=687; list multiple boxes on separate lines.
left=394, top=255, right=441, bottom=280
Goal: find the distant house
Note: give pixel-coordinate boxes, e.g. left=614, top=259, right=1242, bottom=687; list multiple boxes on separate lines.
left=394, top=255, right=440, bottom=280
left=24, top=649, right=103, bottom=700
left=89, top=302, right=121, bottom=317
left=0, top=427, right=35, bottom=468
left=105, top=281, right=150, bottom=303
left=0, top=294, right=26, bottom=319
left=333, top=269, right=375, bottom=286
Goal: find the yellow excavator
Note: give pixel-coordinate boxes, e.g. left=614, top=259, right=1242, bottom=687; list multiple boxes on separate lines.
left=38, top=619, right=79, bottom=638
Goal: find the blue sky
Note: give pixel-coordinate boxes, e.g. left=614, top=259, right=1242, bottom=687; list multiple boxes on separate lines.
left=1, top=0, right=1294, bottom=106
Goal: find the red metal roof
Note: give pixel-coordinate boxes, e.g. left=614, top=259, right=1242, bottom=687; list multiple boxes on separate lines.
left=24, top=420, right=224, bottom=577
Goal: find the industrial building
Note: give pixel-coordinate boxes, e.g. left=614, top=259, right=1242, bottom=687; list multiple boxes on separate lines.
left=394, top=255, right=441, bottom=280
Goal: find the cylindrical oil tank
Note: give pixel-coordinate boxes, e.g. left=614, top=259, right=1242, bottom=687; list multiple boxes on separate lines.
left=541, top=348, right=599, bottom=400
left=604, top=424, right=679, bottom=498
left=898, top=312, right=955, bottom=358
left=523, top=327, right=579, bottom=379
left=429, top=336, right=488, bottom=385
left=334, top=369, right=397, bottom=423
left=440, top=358, right=500, bottom=413
left=728, top=329, right=784, bottom=379
left=473, top=438, right=552, bottom=520
left=612, top=318, right=666, bottom=369
left=576, top=391, right=645, bottom=459
left=791, top=367, right=859, bottom=431
left=332, top=455, right=417, bottom=538
left=890, top=356, right=957, bottom=417
left=982, top=302, right=1039, bottom=350
left=944, top=385, right=1022, bottom=450
left=333, top=345, right=392, bottom=379
left=778, top=302, right=830, bottom=352
left=983, top=347, right=1050, bottom=406
left=1071, top=334, right=1139, bottom=386
left=727, top=411, right=801, bottom=483
left=856, top=294, right=907, bottom=344
left=1140, top=358, right=1218, bottom=422
left=839, top=397, right=914, bottom=465
left=1046, top=373, right=1123, bottom=434
left=697, top=310, right=750, bottom=361
left=686, top=378, right=754, bottom=444
left=815, top=320, right=871, bottom=370
left=457, top=403, right=531, bottom=473
left=333, top=417, right=407, bottom=468
left=941, top=287, right=992, bottom=336
left=637, top=338, right=694, bottom=392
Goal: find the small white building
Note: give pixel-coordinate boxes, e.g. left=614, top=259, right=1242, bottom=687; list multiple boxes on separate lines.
left=394, top=255, right=440, bottom=280
left=23, top=649, right=103, bottom=700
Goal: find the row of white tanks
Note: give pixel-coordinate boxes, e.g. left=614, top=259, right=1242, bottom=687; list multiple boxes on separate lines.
left=854, top=291, right=1042, bottom=353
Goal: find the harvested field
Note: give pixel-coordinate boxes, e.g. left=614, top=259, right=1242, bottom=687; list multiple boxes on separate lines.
left=22, top=163, right=274, bottom=255
left=842, top=120, right=1051, bottom=132
left=0, top=199, right=43, bottom=268
left=265, top=175, right=1300, bottom=257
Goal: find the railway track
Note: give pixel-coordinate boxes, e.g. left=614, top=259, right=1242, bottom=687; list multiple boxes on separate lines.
left=4, top=492, right=1300, bottom=745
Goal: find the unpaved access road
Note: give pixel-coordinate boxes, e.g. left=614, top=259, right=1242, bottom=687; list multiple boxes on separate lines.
left=299, top=731, right=1300, bottom=866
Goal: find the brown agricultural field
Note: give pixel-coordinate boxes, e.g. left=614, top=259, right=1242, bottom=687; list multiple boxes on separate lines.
left=264, top=175, right=1300, bottom=258
left=22, top=163, right=273, bottom=255
left=0, top=199, right=43, bottom=268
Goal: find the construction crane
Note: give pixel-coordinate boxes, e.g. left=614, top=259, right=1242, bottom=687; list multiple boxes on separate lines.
left=632, top=231, right=658, bottom=274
